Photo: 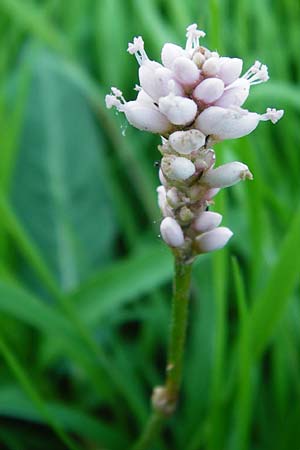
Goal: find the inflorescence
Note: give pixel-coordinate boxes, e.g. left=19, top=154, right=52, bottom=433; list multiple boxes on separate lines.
left=106, top=24, right=284, bottom=262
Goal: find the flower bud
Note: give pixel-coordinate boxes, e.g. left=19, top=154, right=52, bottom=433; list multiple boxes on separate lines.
left=195, top=227, right=233, bottom=253
left=193, top=211, right=222, bottom=232
left=193, top=78, right=224, bottom=103
left=159, top=168, right=167, bottom=186
left=218, top=57, right=243, bottom=85
left=166, top=187, right=181, bottom=207
left=169, top=129, right=206, bottom=154
left=195, top=106, right=262, bottom=140
left=202, top=57, right=220, bottom=76
left=203, top=188, right=220, bottom=200
left=162, top=156, right=196, bottom=181
left=200, top=162, right=253, bottom=188
left=192, top=52, right=205, bottom=67
left=124, top=101, right=172, bottom=134
left=179, top=206, right=194, bottom=223
left=157, top=186, right=173, bottom=217
left=160, top=217, right=185, bottom=247
left=139, top=63, right=182, bottom=101
left=173, top=56, right=200, bottom=86
left=214, top=79, right=250, bottom=108
left=159, top=94, right=197, bottom=125
left=194, top=149, right=216, bottom=170
left=161, top=43, right=187, bottom=69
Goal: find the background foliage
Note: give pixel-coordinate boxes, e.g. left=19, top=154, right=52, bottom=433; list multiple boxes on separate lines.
left=0, top=0, right=299, bottom=449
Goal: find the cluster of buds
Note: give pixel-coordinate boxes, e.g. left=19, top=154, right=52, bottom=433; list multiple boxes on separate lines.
left=106, top=24, right=283, bottom=261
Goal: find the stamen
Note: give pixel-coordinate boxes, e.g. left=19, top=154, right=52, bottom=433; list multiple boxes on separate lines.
left=186, top=24, right=206, bottom=51
left=242, top=60, right=269, bottom=85
left=105, top=87, right=126, bottom=111
left=127, top=36, right=148, bottom=65
left=261, top=108, right=284, bottom=124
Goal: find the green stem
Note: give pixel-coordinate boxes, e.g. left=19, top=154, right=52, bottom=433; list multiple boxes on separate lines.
left=132, top=256, right=193, bottom=450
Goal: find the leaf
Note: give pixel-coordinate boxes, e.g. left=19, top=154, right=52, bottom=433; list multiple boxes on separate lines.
left=72, top=243, right=173, bottom=326
left=250, top=206, right=300, bottom=358
left=0, top=385, right=126, bottom=449
left=10, top=47, right=118, bottom=292
left=0, top=279, right=70, bottom=335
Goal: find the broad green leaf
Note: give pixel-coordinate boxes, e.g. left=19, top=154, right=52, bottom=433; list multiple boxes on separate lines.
left=72, top=243, right=173, bottom=326
left=10, top=47, right=118, bottom=291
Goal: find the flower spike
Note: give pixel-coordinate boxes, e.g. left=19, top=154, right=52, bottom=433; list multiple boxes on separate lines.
left=106, top=24, right=284, bottom=259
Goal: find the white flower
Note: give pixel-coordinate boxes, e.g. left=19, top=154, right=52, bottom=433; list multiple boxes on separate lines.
left=193, top=211, right=223, bottom=232
left=200, top=161, right=253, bottom=188
left=160, top=217, right=185, bottom=247
left=196, top=227, right=233, bottom=253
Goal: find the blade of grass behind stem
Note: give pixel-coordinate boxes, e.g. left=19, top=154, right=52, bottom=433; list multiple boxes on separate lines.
left=249, top=206, right=300, bottom=359
left=229, top=257, right=252, bottom=450
left=0, top=193, right=147, bottom=424
left=206, top=189, right=228, bottom=450
left=0, top=335, right=82, bottom=450
left=235, top=137, right=265, bottom=296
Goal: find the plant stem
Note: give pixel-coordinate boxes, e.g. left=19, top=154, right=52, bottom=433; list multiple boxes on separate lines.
left=132, top=255, right=193, bottom=450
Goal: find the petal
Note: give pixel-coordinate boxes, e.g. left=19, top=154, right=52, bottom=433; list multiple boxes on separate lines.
left=161, top=43, right=188, bottom=69
left=169, top=129, right=206, bottom=154
left=195, top=106, right=261, bottom=140
left=160, top=217, right=185, bottom=247
left=218, top=57, right=243, bottom=85
left=193, top=78, right=225, bottom=103
left=214, top=79, right=250, bottom=107
left=196, top=227, right=233, bottom=253
left=124, top=100, right=172, bottom=134
left=193, top=211, right=223, bottom=232
left=200, top=161, right=253, bottom=188
left=159, top=94, right=197, bottom=125
left=173, top=56, right=200, bottom=86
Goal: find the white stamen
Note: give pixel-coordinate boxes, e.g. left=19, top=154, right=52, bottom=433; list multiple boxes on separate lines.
left=105, top=87, right=126, bottom=111
left=261, top=108, right=284, bottom=124
left=242, top=60, right=269, bottom=85
left=127, top=36, right=148, bottom=65
left=186, top=24, right=206, bottom=52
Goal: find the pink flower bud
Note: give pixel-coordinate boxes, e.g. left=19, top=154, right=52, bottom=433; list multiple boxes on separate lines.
left=193, top=78, right=225, bottom=103
left=159, top=94, right=197, bottom=125
left=168, top=156, right=196, bottom=180
left=193, top=211, right=222, bottom=232
left=159, top=168, right=167, bottom=186
left=195, top=106, right=262, bottom=140
left=202, top=57, right=220, bottom=76
left=200, top=161, right=253, bottom=188
left=203, top=188, right=220, bottom=200
left=157, top=186, right=173, bottom=217
left=124, top=101, right=172, bottom=134
left=214, top=79, right=250, bottom=107
left=218, top=57, right=243, bottom=85
left=194, top=149, right=216, bottom=170
left=139, top=62, right=183, bottom=101
left=160, top=217, right=185, bottom=247
left=196, top=227, right=233, bottom=253
left=161, top=43, right=187, bottom=69
left=173, top=56, right=200, bottom=86
left=166, top=187, right=181, bottom=207
left=169, top=129, right=206, bottom=154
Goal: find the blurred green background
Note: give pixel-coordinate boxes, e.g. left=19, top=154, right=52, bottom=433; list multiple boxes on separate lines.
left=0, top=0, right=300, bottom=449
